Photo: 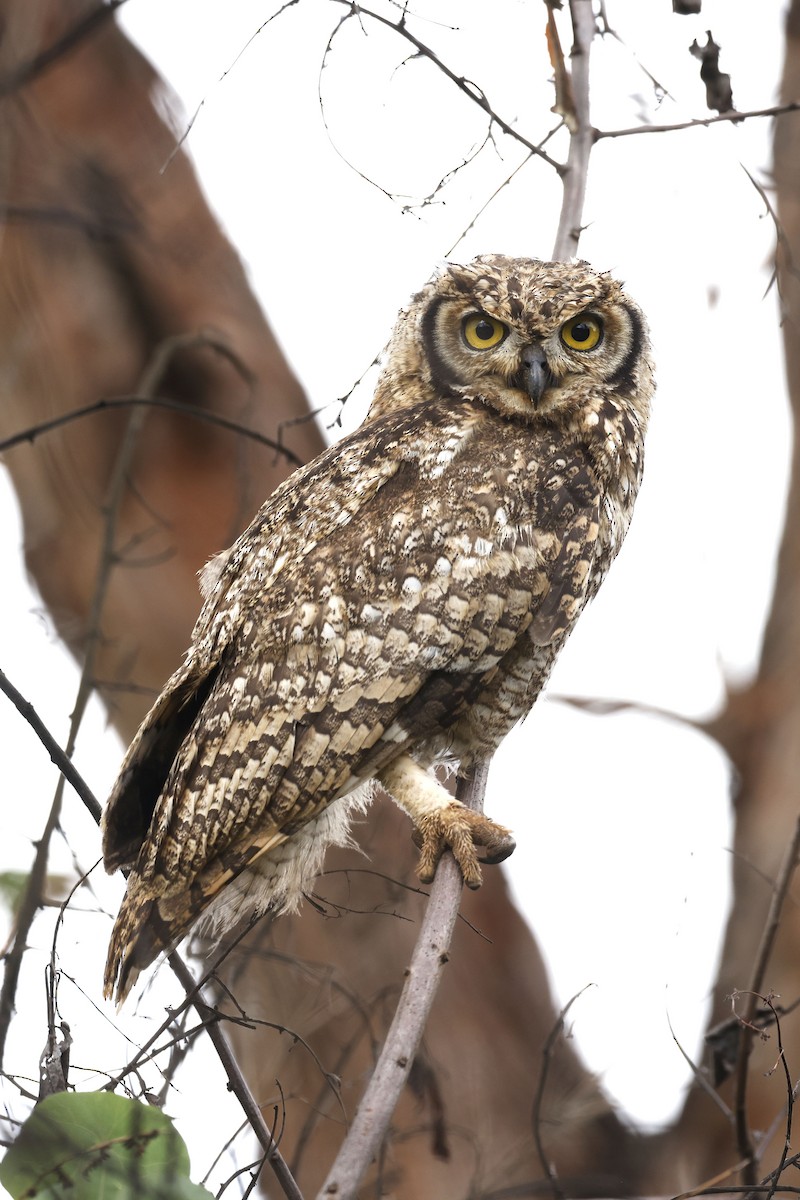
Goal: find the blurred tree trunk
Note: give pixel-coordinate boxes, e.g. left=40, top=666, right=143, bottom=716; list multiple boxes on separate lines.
left=0, top=3, right=640, bottom=1196
left=0, top=0, right=318, bottom=737
left=654, top=0, right=800, bottom=1188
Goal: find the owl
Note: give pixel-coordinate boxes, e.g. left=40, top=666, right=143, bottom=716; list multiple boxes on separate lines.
left=102, top=255, right=654, bottom=1004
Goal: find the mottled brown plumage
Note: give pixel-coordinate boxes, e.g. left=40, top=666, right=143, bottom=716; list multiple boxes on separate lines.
left=102, top=255, right=654, bottom=1003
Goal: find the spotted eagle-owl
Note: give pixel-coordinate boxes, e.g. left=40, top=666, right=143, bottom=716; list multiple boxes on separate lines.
left=102, top=254, right=654, bottom=1003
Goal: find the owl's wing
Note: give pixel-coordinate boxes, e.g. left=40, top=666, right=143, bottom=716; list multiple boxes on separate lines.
left=102, top=412, right=414, bottom=876
left=529, top=449, right=603, bottom=646
left=101, top=659, right=221, bottom=873
left=102, top=584, right=471, bottom=1001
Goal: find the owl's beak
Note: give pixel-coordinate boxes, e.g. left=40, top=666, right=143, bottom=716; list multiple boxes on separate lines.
left=517, top=345, right=555, bottom=405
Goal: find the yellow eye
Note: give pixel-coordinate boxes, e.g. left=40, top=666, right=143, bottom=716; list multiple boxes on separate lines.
left=462, top=313, right=508, bottom=351
left=560, top=314, right=603, bottom=351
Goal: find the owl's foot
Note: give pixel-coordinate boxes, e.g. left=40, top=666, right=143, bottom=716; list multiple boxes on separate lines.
left=413, top=804, right=515, bottom=889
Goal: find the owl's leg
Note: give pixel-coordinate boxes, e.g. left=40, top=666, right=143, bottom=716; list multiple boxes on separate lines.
left=377, top=754, right=515, bottom=889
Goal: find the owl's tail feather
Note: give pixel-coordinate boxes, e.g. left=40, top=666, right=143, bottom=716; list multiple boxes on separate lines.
left=105, top=828, right=294, bottom=1005
left=104, top=876, right=199, bottom=1007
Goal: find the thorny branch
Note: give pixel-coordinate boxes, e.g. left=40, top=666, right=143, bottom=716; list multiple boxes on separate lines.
left=0, top=331, right=306, bottom=1198
left=328, top=1, right=562, bottom=173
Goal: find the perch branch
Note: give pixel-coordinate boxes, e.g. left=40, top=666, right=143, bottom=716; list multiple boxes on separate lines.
left=552, top=0, right=597, bottom=261
left=316, top=9, right=600, bottom=1193
left=316, top=761, right=490, bottom=1200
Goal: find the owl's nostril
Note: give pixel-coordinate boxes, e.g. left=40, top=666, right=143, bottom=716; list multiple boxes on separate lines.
left=515, top=345, right=555, bottom=404
left=521, top=345, right=548, bottom=370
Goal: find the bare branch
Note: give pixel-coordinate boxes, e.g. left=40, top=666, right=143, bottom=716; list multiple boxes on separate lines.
left=329, top=2, right=563, bottom=173
left=167, top=953, right=305, bottom=1200
left=552, top=0, right=597, bottom=261
left=0, top=330, right=180, bottom=1065
left=316, top=761, right=490, bottom=1200
left=595, top=101, right=800, bottom=141
left=0, top=669, right=103, bottom=824
left=0, top=394, right=304, bottom=470
left=531, top=983, right=595, bottom=1199
left=733, top=816, right=800, bottom=1182
left=0, top=670, right=305, bottom=1196
left=762, top=996, right=793, bottom=1200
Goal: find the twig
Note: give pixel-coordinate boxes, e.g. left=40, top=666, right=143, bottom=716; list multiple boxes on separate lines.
left=733, top=816, right=800, bottom=1183
left=0, top=394, right=303, bottom=469
left=329, top=2, right=562, bottom=173
left=0, top=332, right=174, bottom=1064
left=167, top=953, right=304, bottom=1200
left=594, top=101, right=800, bottom=141
left=666, top=1011, right=733, bottom=1122
left=552, top=0, right=596, bottom=261
left=316, top=761, right=490, bottom=1200
left=762, top=996, right=793, bottom=1200
left=0, top=665, right=305, bottom=1197
left=531, top=983, right=595, bottom=1199
left=0, top=669, right=102, bottom=824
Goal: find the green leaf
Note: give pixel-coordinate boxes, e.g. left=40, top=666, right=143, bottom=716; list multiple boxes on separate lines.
left=0, top=871, right=69, bottom=919
left=0, top=1092, right=214, bottom=1199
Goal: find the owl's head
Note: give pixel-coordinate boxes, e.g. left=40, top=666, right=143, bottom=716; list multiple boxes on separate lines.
left=369, top=255, right=653, bottom=432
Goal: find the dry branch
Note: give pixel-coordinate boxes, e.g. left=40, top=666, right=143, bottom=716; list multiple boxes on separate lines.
left=316, top=765, right=489, bottom=1200
left=552, top=0, right=596, bottom=260
left=733, top=818, right=800, bottom=1181
left=329, top=1, right=563, bottom=173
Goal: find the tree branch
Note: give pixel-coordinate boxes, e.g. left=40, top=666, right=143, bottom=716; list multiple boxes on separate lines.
left=552, top=0, right=596, bottom=260
left=316, top=761, right=490, bottom=1200
left=594, top=101, right=800, bottom=141
left=167, top=952, right=305, bottom=1200
left=329, top=1, right=563, bottom=173
left=532, top=984, right=595, bottom=1198
left=733, top=816, right=800, bottom=1182
left=0, top=665, right=306, bottom=1199
left=0, top=669, right=103, bottom=825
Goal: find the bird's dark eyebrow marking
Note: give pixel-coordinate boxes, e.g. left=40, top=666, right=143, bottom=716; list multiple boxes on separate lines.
left=608, top=302, right=644, bottom=393
left=421, top=296, right=462, bottom=389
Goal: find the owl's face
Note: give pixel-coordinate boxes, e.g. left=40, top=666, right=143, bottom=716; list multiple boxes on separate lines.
left=370, top=255, right=653, bottom=431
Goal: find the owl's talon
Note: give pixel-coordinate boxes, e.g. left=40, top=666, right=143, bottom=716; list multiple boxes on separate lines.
left=413, top=804, right=515, bottom=890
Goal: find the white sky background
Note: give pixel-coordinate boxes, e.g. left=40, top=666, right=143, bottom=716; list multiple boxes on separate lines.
left=0, top=0, right=792, bottom=1190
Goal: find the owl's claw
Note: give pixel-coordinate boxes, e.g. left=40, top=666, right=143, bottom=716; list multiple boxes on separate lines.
left=412, top=803, right=515, bottom=889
